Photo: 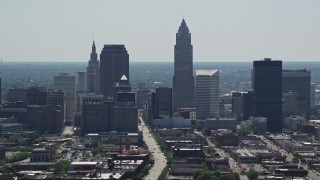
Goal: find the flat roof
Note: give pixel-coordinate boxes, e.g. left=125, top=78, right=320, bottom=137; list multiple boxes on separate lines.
left=195, top=69, right=218, bottom=76
left=71, top=162, right=99, bottom=165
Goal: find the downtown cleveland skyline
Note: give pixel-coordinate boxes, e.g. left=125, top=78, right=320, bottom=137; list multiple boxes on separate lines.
left=0, top=6, right=319, bottom=178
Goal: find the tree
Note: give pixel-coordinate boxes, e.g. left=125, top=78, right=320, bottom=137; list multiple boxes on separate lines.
left=236, top=125, right=252, bottom=136
left=194, top=170, right=219, bottom=180
left=64, top=134, right=72, bottom=138
left=246, top=168, right=258, bottom=180
left=54, top=160, right=70, bottom=174
left=220, top=174, right=238, bottom=180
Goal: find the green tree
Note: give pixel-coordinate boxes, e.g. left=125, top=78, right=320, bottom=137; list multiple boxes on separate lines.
left=6, top=152, right=29, bottom=163
left=194, top=170, right=219, bottom=180
left=236, top=125, right=252, bottom=136
left=246, top=168, right=258, bottom=180
left=220, top=173, right=239, bottom=180
left=64, top=134, right=72, bottom=138
left=54, top=160, right=70, bottom=174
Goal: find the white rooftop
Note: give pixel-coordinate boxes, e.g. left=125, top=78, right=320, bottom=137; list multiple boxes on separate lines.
left=195, top=69, right=218, bottom=76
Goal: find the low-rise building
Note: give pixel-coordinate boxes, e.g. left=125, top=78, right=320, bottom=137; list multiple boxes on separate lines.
left=211, top=129, right=239, bottom=146
left=284, top=116, right=307, bottom=131
left=0, top=123, right=23, bottom=135
left=205, top=118, right=237, bottom=131
left=173, top=146, right=204, bottom=158
left=252, top=117, right=267, bottom=134
left=153, top=117, right=192, bottom=129
left=30, top=148, right=51, bottom=162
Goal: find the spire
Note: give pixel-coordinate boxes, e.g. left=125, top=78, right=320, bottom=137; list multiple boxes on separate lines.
left=92, top=41, right=96, bottom=53
left=178, top=19, right=189, bottom=33
left=89, top=40, right=98, bottom=63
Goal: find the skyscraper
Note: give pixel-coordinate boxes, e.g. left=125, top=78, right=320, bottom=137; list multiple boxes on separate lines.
left=100, top=45, right=129, bottom=99
left=81, top=99, right=114, bottom=136
left=173, top=19, right=194, bottom=111
left=77, top=71, right=87, bottom=92
left=282, top=69, right=311, bottom=119
left=113, top=104, right=138, bottom=133
left=195, top=69, right=219, bottom=119
left=0, top=78, right=2, bottom=104
left=311, top=83, right=316, bottom=108
left=87, top=41, right=100, bottom=94
left=26, top=86, right=47, bottom=105
left=252, top=58, right=282, bottom=133
left=152, top=87, right=172, bottom=119
left=54, top=73, right=76, bottom=122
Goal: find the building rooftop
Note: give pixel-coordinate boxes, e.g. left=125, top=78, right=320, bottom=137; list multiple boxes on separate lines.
left=32, top=147, right=48, bottom=153
left=195, top=69, right=218, bottom=76
left=0, top=123, right=22, bottom=127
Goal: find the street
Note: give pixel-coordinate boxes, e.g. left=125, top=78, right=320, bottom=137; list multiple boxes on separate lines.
left=139, top=117, right=167, bottom=180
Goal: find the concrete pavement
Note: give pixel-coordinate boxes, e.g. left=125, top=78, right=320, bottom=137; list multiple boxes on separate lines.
left=139, top=118, right=167, bottom=180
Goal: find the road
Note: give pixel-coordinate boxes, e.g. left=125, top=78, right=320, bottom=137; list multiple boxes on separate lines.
left=139, top=117, right=167, bottom=180
left=195, top=131, right=248, bottom=180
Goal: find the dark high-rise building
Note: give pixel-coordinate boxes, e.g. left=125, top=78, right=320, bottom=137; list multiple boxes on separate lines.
left=173, top=19, right=194, bottom=111
left=0, top=102, right=27, bottom=125
left=26, top=86, right=47, bottom=106
left=27, top=105, right=63, bottom=134
left=81, top=100, right=114, bottom=136
left=114, top=75, right=135, bottom=103
left=7, top=88, right=27, bottom=102
left=242, top=91, right=254, bottom=120
left=282, top=69, right=311, bottom=119
left=87, top=41, right=100, bottom=94
left=252, top=58, right=282, bottom=133
left=0, top=78, right=2, bottom=104
left=112, top=104, right=138, bottom=133
left=46, top=89, right=65, bottom=120
left=100, top=45, right=129, bottom=99
left=152, top=87, right=172, bottom=119
left=231, top=91, right=253, bottom=121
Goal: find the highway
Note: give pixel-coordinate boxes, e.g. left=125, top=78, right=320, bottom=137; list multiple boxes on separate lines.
left=139, top=117, right=167, bottom=180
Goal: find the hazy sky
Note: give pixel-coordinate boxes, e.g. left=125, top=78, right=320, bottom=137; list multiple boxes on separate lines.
left=1, top=0, right=320, bottom=62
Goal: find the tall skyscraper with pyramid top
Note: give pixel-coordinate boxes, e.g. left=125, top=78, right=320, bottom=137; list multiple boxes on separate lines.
left=173, top=19, right=194, bottom=111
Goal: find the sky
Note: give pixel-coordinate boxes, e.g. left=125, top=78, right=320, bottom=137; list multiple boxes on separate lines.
left=0, top=0, right=320, bottom=62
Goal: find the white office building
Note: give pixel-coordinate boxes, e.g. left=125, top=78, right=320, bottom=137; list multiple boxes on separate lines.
left=195, top=69, right=219, bottom=119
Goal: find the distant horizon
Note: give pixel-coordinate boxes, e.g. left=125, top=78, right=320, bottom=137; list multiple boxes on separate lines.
left=1, top=59, right=320, bottom=63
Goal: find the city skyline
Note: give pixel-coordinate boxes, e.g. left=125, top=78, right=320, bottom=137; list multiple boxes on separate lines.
left=1, top=0, right=320, bottom=62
